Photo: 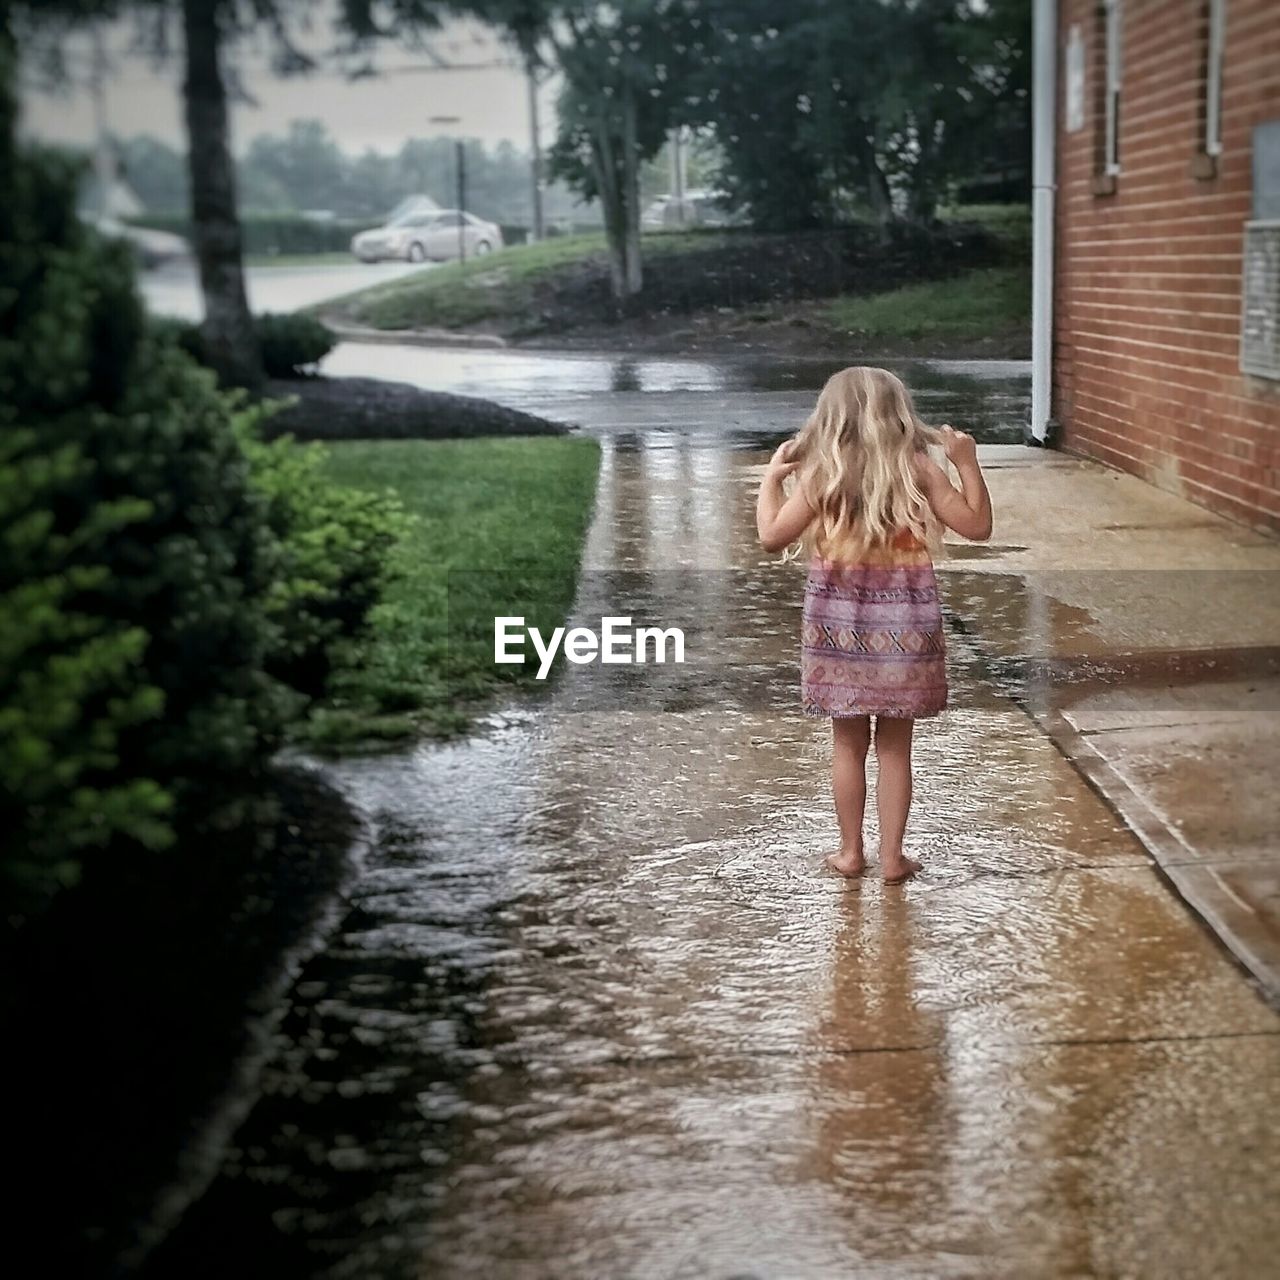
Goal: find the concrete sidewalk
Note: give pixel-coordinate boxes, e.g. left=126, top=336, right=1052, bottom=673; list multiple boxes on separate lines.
left=954, top=446, right=1280, bottom=1002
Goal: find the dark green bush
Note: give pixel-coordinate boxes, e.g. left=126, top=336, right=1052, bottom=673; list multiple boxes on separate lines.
left=147, top=314, right=203, bottom=363
left=234, top=399, right=408, bottom=700
left=0, top=425, right=172, bottom=907
left=255, top=311, right=335, bottom=377
left=93, top=345, right=300, bottom=797
left=152, top=312, right=334, bottom=378
left=0, top=130, right=293, bottom=919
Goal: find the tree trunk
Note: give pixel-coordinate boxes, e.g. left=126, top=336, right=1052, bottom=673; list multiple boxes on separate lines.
left=908, top=186, right=938, bottom=225
left=181, top=0, right=262, bottom=391
left=853, top=126, right=896, bottom=236
left=906, top=113, right=941, bottom=226
left=0, top=17, right=17, bottom=196
left=867, top=160, right=895, bottom=228
left=590, top=107, right=628, bottom=305
left=620, top=78, right=642, bottom=296
left=601, top=187, right=628, bottom=303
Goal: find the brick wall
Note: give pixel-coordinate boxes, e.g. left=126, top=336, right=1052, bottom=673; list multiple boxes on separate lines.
left=1054, top=0, right=1280, bottom=530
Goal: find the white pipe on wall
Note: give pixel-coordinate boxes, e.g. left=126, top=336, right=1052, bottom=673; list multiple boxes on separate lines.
left=1030, top=0, right=1058, bottom=443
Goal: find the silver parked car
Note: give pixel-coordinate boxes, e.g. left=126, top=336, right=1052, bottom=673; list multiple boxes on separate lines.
left=351, top=210, right=504, bottom=263
left=641, top=189, right=744, bottom=230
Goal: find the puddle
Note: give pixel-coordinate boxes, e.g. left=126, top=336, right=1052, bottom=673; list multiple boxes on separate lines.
left=941, top=568, right=1280, bottom=718
left=319, top=344, right=1032, bottom=446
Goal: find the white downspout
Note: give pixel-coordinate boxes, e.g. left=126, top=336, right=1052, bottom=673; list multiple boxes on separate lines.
left=1029, top=0, right=1058, bottom=443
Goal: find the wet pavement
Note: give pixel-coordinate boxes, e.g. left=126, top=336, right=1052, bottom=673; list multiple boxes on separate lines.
left=146, top=354, right=1280, bottom=1278
left=139, top=261, right=433, bottom=321
left=957, top=449, right=1280, bottom=1003
left=319, top=341, right=1033, bottom=446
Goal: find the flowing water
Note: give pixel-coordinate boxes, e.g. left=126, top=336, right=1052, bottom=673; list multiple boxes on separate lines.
left=145, top=351, right=1280, bottom=1279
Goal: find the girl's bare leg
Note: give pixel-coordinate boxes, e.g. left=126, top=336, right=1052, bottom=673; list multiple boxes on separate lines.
left=874, top=716, right=921, bottom=882
left=826, top=716, right=871, bottom=876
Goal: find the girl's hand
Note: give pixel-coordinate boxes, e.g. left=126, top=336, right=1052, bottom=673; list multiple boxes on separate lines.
left=766, top=439, right=800, bottom=479
left=940, top=424, right=978, bottom=468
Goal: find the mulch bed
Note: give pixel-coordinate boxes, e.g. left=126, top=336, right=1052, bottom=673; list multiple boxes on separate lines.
left=8, top=764, right=363, bottom=1275
left=513, top=222, right=1004, bottom=338
left=262, top=376, right=566, bottom=440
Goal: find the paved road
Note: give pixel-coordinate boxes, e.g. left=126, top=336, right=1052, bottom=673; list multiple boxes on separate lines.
left=145, top=364, right=1279, bottom=1279
left=138, top=260, right=432, bottom=321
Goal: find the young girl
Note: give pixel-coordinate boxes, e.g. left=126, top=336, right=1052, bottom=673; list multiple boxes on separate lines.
left=755, top=367, right=992, bottom=884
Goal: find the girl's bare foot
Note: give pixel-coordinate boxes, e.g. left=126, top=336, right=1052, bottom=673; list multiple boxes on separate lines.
left=825, top=847, right=867, bottom=877
left=881, top=854, right=922, bottom=885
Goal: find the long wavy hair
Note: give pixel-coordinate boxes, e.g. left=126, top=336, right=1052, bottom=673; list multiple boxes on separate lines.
left=787, top=366, right=944, bottom=560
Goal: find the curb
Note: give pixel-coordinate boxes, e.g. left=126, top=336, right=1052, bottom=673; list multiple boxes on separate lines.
left=1029, top=702, right=1280, bottom=1010
left=324, top=322, right=507, bottom=349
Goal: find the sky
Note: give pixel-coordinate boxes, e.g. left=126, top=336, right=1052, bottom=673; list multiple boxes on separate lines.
left=18, top=11, right=553, bottom=158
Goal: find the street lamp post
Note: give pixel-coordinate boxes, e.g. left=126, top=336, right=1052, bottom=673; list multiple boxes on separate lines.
left=454, top=139, right=466, bottom=263
left=669, top=127, right=686, bottom=227
left=429, top=115, right=466, bottom=263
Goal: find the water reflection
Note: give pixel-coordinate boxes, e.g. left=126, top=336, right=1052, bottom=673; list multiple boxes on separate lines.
left=806, top=894, right=958, bottom=1268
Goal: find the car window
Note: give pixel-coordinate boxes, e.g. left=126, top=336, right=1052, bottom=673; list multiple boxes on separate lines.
left=437, top=213, right=463, bottom=227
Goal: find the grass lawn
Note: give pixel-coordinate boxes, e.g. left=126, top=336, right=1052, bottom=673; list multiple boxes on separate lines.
left=823, top=263, right=1031, bottom=344
left=315, top=230, right=723, bottom=333
left=302, top=435, right=601, bottom=749
left=313, top=205, right=1032, bottom=350
left=942, top=202, right=1032, bottom=248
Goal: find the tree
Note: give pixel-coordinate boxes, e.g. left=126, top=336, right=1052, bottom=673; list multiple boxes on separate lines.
left=547, top=1, right=702, bottom=300
left=179, top=0, right=261, bottom=387
left=348, top=145, right=400, bottom=218
left=19, top=0, right=454, bottom=389
left=678, top=0, right=1030, bottom=230
left=240, top=118, right=349, bottom=214
left=870, top=0, right=1031, bottom=223
left=457, top=0, right=699, bottom=300
left=117, top=132, right=188, bottom=211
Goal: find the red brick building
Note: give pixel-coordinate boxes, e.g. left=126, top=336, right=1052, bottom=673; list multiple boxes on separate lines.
left=1050, top=0, right=1280, bottom=530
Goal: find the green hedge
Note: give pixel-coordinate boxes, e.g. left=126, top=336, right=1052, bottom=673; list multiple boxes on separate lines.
left=126, top=213, right=377, bottom=256
left=234, top=399, right=408, bottom=701
left=153, top=312, right=335, bottom=378
left=256, top=313, right=334, bottom=375
left=1, top=156, right=292, bottom=913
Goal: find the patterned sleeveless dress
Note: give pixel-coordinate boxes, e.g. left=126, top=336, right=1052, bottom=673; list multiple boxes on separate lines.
left=801, top=527, right=947, bottom=719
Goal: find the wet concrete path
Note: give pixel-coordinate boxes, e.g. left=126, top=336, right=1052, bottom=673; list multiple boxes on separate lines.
left=150, top=355, right=1280, bottom=1279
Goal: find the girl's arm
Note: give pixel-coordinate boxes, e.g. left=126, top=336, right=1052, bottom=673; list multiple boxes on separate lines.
left=916, top=426, right=993, bottom=541
left=757, top=441, right=816, bottom=552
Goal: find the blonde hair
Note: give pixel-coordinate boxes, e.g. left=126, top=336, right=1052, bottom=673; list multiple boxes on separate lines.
left=788, top=366, right=943, bottom=560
